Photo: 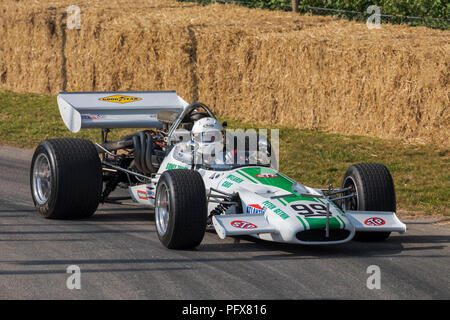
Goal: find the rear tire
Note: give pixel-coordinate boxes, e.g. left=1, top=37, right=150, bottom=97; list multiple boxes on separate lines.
left=30, top=138, right=102, bottom=219
left=342, top=163, right=395, bottom=241
left=155, top=169, right=207, bottom=249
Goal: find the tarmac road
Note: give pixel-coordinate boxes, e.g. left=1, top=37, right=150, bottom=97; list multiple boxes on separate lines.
left=0, top=145, right=449, bottom=299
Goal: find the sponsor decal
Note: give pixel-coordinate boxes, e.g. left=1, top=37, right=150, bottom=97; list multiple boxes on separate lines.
left=137, top=187, right=154, bottom=200
left=209, top=173, right=221, bottom=180
left=81, top=114, right=104, bottom=120
left=231, top=220, right=257, bottom=229
left=364, top=217, right=386, bottom=226
left=99, top=95, right=142, bottom=104
left=255, top=173, right=280, bottom=178
left=246, top=204, right=265, bottom=215
left=146, top=186, right=155, bottom=199
left=274, top=208, right=289, bottom=219
left=262, top=200, right=276, bottom=210
left=226, top=174, right=244, bottom=183
left=137, top=190, right=148, bottom=200
left=221, top=181, right=233, bottom=188
left=262, top=200, right=289, bottom=220
left=166, top=163, right=188, bottom=170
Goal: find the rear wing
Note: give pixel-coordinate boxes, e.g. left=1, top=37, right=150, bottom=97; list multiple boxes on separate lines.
left=57, top=91, right=188, bottom=132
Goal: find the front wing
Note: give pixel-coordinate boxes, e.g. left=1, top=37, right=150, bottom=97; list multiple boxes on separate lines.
left=212, top=210, right=406, bottom=244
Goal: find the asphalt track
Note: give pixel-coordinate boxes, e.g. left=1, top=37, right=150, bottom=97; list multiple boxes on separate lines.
left=0, top=145, right=449, bottom=300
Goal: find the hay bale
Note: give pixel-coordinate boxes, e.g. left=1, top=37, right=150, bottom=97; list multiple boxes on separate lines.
left=0, top=0, right=448, bottom=146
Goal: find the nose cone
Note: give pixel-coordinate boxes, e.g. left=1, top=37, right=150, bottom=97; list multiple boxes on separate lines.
left=226, top=167, right=354, bottom=244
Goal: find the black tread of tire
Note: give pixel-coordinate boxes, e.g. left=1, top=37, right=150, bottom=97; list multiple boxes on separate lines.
left=344, top=163, right=395, bottom=241
left=159, top=169, right=207, bottom=249
left=32, top=138, right=102, bottom=219
left=353, top=163, right=396, bottom=212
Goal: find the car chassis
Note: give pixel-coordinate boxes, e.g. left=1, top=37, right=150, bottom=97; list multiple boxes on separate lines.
left=30, top=91, right=406, bottom=249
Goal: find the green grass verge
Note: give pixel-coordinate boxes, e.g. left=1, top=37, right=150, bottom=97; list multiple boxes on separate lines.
left=1, top=90, right=448, bottom=216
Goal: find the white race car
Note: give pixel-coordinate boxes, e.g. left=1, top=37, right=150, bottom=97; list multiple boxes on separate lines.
left=30, top=91, right=406, bottom=249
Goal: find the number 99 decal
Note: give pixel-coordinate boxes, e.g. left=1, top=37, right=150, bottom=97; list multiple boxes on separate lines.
left=290, top=203, right=328, bottom=217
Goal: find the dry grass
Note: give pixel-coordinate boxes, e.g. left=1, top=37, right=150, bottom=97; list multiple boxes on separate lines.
left=0, top=0, right=449, bottom=146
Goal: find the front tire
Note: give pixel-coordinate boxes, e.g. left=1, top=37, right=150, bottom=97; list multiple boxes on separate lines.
left=155, top=169, right=207, bottom=249
left=342, top=163, right=396, bottom=241
left=30, top=138, right=102, bottom=219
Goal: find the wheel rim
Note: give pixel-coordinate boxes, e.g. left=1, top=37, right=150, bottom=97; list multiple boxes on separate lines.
left=155, top=183, right=170, bottom=237
left=32, top=153, right=52, bottom=205
left=343, top=176, right=358, bottom=211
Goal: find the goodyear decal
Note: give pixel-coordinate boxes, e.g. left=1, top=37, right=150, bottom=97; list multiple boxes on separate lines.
left=99, top=95, right=142, bottom=104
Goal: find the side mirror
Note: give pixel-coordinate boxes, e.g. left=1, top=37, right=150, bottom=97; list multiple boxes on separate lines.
left=222, top=121, right=228, bottom=128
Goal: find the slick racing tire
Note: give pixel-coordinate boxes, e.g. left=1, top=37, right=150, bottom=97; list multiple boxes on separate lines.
left=30, top=138, right=102, bottom=219
left=342, top=163, right=395, bottom=241
left=155, top=169, right=207, bottom=249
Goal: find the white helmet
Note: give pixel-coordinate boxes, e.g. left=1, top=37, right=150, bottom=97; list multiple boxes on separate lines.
left=191, top=117, right=224, bottom=164
left=191, top=117, right=223, bottom=143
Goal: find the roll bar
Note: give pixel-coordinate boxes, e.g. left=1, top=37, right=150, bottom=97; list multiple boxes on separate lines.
left=166, top=102, right=216, bottom=145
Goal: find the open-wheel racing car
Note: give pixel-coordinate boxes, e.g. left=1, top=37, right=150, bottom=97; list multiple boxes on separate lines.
left=30, top=91, right=406, bottom=249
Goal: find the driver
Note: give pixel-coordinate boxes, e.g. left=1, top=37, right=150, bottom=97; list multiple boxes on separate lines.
left=191, top=117, right=224, bottom=166
left=173, top=117, right=268, bottom=168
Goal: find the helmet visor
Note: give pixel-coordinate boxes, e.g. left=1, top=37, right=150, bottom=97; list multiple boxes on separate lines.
left=193, top=131, right=222, bottom=144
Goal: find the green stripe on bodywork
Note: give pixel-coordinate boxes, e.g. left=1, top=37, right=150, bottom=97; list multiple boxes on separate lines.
left=316, top=198, right=326, bottom=205
left=317, top=198, right=346, bottom=228
left=296, top=216, right=308, bottom=230
left=336, top=215, right=346, bottom=228
left=238, top=167, right=316, bottom=202
left=240, top=167, right=293, bottom=192
left=304, top=217, right=341, bottom=230
left=236, top=170, right=259, bottom=184
left=277, top=198, right=287, bottom=206
left=283, top=194, right=318, bottom=203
